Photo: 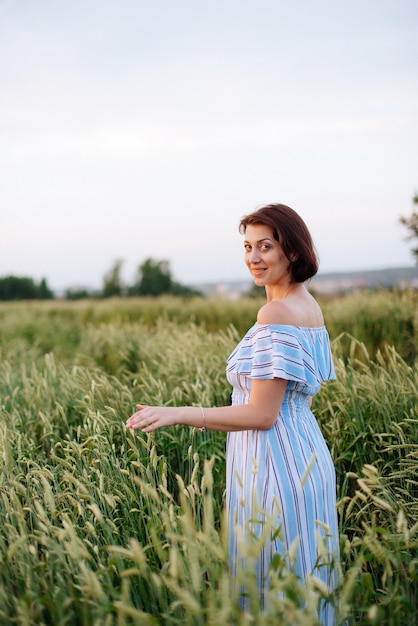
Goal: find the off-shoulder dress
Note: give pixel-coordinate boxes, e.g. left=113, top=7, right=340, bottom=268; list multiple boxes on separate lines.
left=226, top=323, right=339, bottom=623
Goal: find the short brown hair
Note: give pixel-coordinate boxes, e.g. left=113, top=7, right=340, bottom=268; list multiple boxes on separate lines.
left=239, top=203, right=319, bottom=282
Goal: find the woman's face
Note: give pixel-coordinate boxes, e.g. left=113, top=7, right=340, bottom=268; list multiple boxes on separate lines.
left=244, top=223, right=292, bottom=287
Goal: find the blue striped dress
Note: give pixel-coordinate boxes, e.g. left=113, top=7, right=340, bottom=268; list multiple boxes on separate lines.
left=226, top=323, right=338, bottom=623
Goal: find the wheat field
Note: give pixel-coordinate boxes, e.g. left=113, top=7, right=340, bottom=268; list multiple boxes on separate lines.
left=0, top=291, right=417, bottom=625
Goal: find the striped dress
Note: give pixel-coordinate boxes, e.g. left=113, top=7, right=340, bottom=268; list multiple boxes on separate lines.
left=226, top=323, right=338, bottom=624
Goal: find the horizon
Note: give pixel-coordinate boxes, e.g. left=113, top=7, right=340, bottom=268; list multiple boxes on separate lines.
left=43, top=262, right=418, bottom=293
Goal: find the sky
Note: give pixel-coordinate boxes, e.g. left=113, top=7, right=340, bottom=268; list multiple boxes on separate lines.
left=1, top=0, right=417, bottom=291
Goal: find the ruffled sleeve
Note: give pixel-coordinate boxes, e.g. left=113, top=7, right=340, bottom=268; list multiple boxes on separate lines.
left=226, top=324, right=335, bottom=390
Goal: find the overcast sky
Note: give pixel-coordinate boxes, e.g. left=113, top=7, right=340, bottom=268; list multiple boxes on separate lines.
left=1, top=0, right=417, bottom=291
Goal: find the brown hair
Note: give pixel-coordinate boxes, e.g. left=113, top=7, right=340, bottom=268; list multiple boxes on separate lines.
left=239, top=203, right=319, bottom=282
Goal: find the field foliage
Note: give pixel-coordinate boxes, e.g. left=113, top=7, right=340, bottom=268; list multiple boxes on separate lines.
left=0, top=290, right=417, bottom=625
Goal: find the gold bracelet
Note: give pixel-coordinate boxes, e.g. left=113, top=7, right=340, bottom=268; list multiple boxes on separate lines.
left=200, top=406, right=206, bottom=432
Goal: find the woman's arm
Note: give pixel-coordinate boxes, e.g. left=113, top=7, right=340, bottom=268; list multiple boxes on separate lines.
left=125, top=377, right=287, bottom=433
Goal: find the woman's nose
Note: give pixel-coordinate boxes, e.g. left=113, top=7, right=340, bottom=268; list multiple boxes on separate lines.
left=249, top=248, right=260, bottom=262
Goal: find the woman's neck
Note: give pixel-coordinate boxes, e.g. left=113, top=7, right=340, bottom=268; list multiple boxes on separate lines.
left=265, top=282, right=304, bottom=302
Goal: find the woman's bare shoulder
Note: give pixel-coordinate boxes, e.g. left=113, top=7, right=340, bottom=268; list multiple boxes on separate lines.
left=257, top=300, right=295, bottom=325
left=257, top=294, right=324, bottom=327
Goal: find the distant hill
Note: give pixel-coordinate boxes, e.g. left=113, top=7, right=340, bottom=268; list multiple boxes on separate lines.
left=311, top=266, right=418, bottom=294
left=193, top=266, right=418, bottom=297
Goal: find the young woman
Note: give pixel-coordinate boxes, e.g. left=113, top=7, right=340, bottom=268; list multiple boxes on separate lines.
left=126, top=204, right=339, bottom=624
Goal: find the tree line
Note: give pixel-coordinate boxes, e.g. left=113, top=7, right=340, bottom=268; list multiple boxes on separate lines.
left=98, top=258, right=201, bottom=299
left=0, top=276, right=54, bottom=301
left=0, top=258, right=201, bottom=301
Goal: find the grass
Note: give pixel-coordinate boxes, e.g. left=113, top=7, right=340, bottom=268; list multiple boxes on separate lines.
left=0, top=291, right=417, bottom=624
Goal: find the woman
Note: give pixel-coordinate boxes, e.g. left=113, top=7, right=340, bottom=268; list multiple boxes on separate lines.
left=126, top=204, right=339, bottom=624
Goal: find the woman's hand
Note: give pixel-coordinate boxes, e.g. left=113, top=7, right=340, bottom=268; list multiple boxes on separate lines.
left=125, top=404, right=178, bottom=432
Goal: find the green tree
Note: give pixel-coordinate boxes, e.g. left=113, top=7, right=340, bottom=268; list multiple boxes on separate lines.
left=400, top=194, right=418, bottom=265
left=37, top=277, right=54, bottom=299
left=0, top=275, right=54, bottom=300
left=102, top=259, right=124, bottom=298
left=127, top=258, right=202, bottom=297
left=128, top=258, right=173, bottom=296
left=65, top=288, right=91, bottom=300
left=169, top=281, right=202, bottom=297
